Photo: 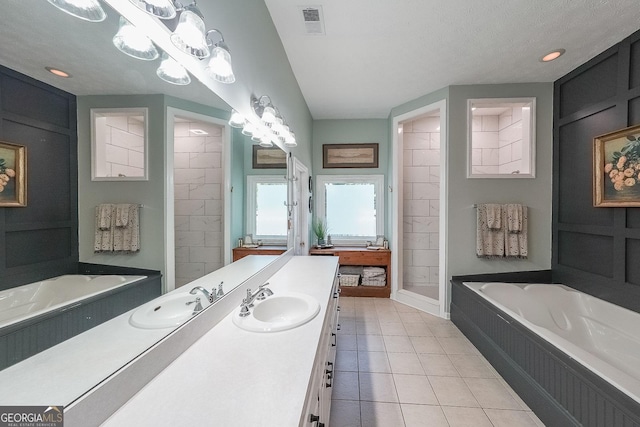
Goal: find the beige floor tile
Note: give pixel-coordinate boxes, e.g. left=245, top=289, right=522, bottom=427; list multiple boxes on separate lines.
left=377, top=311, right=402, bottom=323
left=442, top=406, right=493, bottom=427
left=484, top=409, right=540, bottom=427
left=428, top=376, right=480, bottom=407
left=359, top=372, right=399, bottom=403
left=410, top=336, right=445, bottom=354
left=333, top=371, right=360, bottom=401
left=356, top=320, right=381, bottom=335
left=339, top=319, right=357, bottom=334
left=402, top=322, right=433, bottom=337
left=379, top=322, right=408, bottom=336
left=417, top=353, right=459, bottom=377
left=337, top=334, right=357, bottom=351
left=448, top=354, right=496, bottom=378
left=430, top=324, right=463, bottom=337
left=360, top=401, right=404, bottom=426
left=437, top=337, right=477, bottom=354
left=464, top=378, right=522, bottom=410
left=498, top=378, right=532, bottom=411
left=393, top=374, right=438, bottom=405
left=329, top=399, right=361, bottom=427
left=399, top=312, right=424, bottom=323
left=419, top=312, right=451, bottom=325
left=357, top=334, right=386, bottom=352
left=401, top=404, right=449, bottom=427
left=358, top=351, right=391, bottom=373
left=336, top=350, right=358, bottom=372
left=393, top=301, right=420, bottom=313
left=384, top=335, right=415, bottom=353
left=388, top=352, right=425, bottom=375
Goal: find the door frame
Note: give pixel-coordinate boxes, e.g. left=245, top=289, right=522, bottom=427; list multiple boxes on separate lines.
left=391, top=99, right=449, bottom=318
left=291, top=156, right=310, bottom=255
left=164, top=107, right=231, bottom=292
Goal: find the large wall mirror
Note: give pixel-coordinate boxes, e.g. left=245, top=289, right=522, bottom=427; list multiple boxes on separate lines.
left=0, top=0, right=292, bottom=409
left=467, top=97, right=536, bottom=178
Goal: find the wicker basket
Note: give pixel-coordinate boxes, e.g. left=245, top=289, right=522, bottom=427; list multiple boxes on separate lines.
left=339, top=274, right=359, bottom=287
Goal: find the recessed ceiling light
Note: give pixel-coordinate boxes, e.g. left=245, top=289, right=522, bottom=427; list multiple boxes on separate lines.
left=46, top=67, right=71, bottom=78
left=540, top=49, right=566, bottom=62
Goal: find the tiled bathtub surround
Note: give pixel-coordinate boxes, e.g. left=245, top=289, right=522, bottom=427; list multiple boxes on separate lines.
left=402, top=117, right=440, bottom=299
left=174, top=119, right=224, bottom=287
left=330, top=297, right=543, bottom=427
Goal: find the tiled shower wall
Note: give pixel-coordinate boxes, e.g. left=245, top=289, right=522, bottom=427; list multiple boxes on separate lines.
left=402, top=116, right=440, bottom=296
left=470, top=108, right=524, bottom=174
left=174, top=120, right=224, bottom=288
left=99, top=116, right=145, bottom=178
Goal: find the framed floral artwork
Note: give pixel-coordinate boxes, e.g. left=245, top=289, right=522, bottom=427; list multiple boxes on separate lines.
left=594, top=124, right=640, bottom=207
left=0, top=141, right=26, bottom=207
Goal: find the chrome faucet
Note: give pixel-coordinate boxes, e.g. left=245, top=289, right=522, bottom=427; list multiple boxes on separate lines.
left=215, top=282, right=225, bottom=298
left=239, top=282, right=273, bottom=317
left=185, top=297, right=203, bottom=315
left=190, top=286, right=215, bottom=303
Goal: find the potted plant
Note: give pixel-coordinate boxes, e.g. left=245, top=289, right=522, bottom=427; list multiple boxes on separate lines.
left=312, top=217, right=328, bottom=247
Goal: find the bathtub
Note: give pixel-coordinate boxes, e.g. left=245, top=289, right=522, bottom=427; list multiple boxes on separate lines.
left=0, top=272, right=161, bottom=370
left=0, top=275, right=145, bottom=329
left=451, top=279, right=640, bottom=427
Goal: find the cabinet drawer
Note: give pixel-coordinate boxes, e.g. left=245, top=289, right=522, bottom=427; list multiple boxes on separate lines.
left=338, top=252, right=388, bottom=265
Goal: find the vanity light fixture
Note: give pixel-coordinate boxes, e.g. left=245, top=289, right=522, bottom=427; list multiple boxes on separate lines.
left=205, top=30, right=236, bottom=84
left=170, top=2, right=211, bottom=59
left=251, top=95, right=277, bottom=126
left=129, top=0, right=177, bottom=19
left=540, top=48, right=565, bottom=62
left=112, top=17, right=159, bottom=61
left=284, top=130, right=297, bottom=147
left=228, top=110, right=246, bottom=128
left=241, top=122, right=256, bottom=137
left=47, top=0, right=106, bottom=22
left=156, top=52, right=191, bottom=85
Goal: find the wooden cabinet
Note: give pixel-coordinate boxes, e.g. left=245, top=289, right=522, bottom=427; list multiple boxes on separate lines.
left=232, top=245, right=287, bottom=262
left=309, top=247, right=391, bottom=298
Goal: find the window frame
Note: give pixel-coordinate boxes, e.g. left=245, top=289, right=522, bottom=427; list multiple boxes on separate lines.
left=246, top=175, right=288, bottom=244
left=315, top=174, right=385, bottom=245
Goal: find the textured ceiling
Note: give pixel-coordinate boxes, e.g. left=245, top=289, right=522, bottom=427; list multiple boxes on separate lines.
left=1, top=1, right=639, bottom=122
left=264, top=0, right=640, bottom=119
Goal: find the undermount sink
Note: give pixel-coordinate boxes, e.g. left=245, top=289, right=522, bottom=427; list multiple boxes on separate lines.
left=129, top=293, right=206, bottom=329
left=232, top=293, right=320, bottom=333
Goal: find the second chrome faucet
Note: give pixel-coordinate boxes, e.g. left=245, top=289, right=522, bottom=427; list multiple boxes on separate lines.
left=239, top=282, right=273, bottom=317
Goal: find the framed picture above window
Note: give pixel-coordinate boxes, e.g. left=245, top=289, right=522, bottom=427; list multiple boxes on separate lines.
left=323, top=143, right=379, bottom=168
left=252, top=145, right=286, bottom=169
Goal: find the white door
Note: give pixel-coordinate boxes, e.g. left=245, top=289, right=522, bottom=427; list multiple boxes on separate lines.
left=291, top=156, right=310, bottom=255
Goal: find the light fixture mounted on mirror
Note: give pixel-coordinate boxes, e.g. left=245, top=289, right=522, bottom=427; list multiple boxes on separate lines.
left=204, top=30, right=236, bottom=83
left=129, top=0, right=178, bottom=19
left=156, top=52, right=191, bottom=85
left=250, top=95, right=297, bottom=148
left=47, top=0, right=107, bottom=22
left=112, top=17, right=159, bottom=61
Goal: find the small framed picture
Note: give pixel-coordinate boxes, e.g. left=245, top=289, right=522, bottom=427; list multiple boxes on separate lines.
left=593, top=124, right=640, bottom=207
left=323, top=143, right=379, bottom=168
left=0, top=141, right=27, bottom=207
left=252, top=145, right=286, bottom=169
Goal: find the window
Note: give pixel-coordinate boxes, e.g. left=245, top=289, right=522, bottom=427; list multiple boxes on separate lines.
left=467, top=97, right=536, bottom=178
left=91, top=108, right=148, bottom=181
left=246, top=175, right=288, bottom=243
left=316, top=175, right=385, bottom=244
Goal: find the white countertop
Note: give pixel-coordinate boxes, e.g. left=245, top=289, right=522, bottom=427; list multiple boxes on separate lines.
left=0, top=255, right=279, bottom=407
left=102, top=256, right=339, bottom=427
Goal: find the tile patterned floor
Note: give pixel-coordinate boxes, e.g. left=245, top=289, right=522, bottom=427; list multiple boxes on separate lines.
left=330, top=297, right=545, bottom=427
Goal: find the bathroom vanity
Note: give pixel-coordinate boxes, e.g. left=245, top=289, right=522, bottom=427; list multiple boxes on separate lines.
left=99, top=255, right=339, bottom=427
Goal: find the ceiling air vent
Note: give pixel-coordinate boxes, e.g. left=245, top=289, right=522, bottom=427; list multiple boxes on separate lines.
left=300, top=6, right=325, bottom=35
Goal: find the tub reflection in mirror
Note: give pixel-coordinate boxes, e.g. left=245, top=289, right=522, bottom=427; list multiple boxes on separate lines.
left=0, top=0, right=290, bottom=408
